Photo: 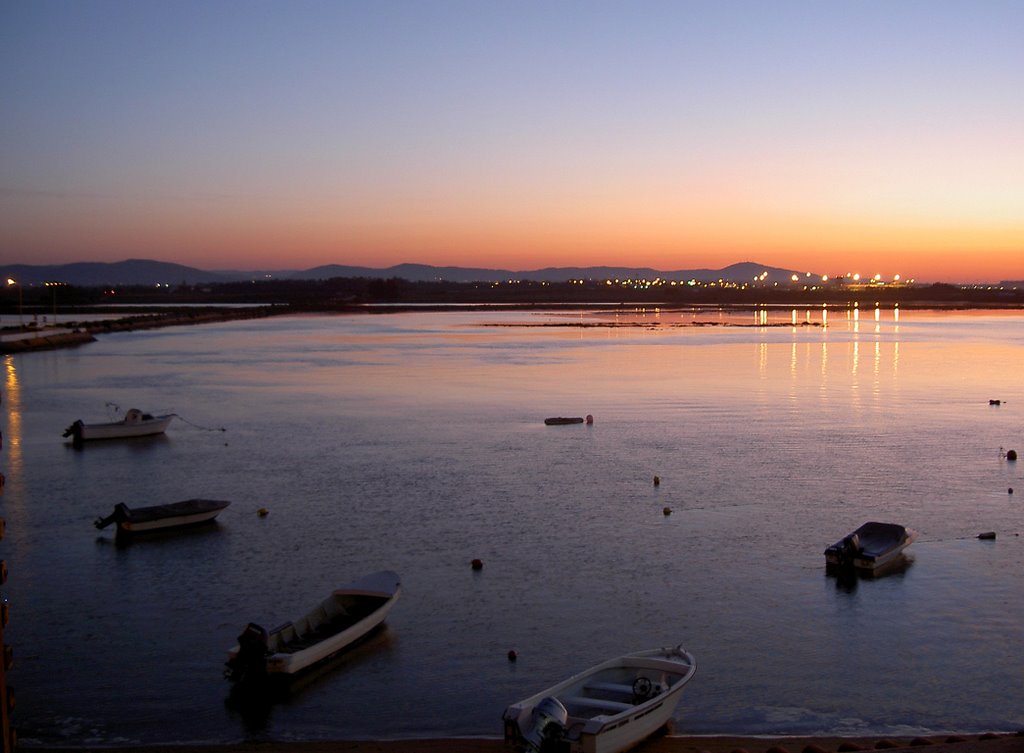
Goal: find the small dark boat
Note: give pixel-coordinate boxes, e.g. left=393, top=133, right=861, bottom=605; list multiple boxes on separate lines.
left=94, top=499, right=231, bottom=535
left=544, top=414, right=593, bottom=426
left=824, top=521, right=916, bottom=572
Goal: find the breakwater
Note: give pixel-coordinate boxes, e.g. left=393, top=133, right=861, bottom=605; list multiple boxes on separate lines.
left=0, top=305, right=284, bottom=354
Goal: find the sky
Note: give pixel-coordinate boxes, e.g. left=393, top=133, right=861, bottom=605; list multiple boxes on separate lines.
left=2, top=1, right=1022, bottom=282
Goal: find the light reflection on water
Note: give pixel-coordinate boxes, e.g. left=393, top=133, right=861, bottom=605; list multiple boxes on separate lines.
left=2, top=307, right=1023, bottom=746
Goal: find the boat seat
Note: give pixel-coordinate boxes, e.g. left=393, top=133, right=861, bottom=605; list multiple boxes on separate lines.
left=272, top=622, right=296, bottom=650
left=323, top=600, right=347, bottom=619
left=560, top=695, right=633, bottom=713
left=584, top=681, right=636, bottom=696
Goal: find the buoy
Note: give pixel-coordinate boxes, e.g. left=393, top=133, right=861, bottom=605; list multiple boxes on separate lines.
left=663, top=507, right=672, bottom=516
left=1007, top=449, right=1018, bottom=461
left=585, top=414, right=593, bottom=425
left=257, top=507, right=269, bottom=517
left=653, top=475, right=660, bottom=486
left=989, top=399, right=1001, bottom=405
left=1009, top=488, right=1014, bottom=495
left=471, top=558, right=483, bottom=570
left=507, top=649, right=517, bottom=662
left=978, top=531, right=996, bottom=540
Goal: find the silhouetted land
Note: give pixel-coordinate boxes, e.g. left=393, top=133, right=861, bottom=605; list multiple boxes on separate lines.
left=7, top=276, right=1024, bottom=311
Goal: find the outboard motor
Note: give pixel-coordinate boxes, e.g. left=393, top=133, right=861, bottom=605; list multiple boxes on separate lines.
left=224, top=623, right=270, bottom=682
left=839, top=533, right=861, bottom=566
left=522, top=696, right=568, bottom=752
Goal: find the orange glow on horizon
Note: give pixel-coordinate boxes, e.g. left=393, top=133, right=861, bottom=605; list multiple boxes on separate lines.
left=2, top=189, right=1021, bottom=282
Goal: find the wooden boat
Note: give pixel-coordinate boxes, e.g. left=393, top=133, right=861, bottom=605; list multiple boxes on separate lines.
left=503, top=645, right=696, bottom=753
left=545, top=415, right=593, bottom=426
left=824, top=521, right=916, bottom=572
left=64, top=408, right=174, bottom=443
left=224, top=570, right=401, bottom=682
left=94, top=499, right=231, bottom=535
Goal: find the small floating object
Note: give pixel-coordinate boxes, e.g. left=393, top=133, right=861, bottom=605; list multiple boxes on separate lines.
left=507, top=649, right=517, bottom=662
left=544, top=416, right=584, bottom=425
left=989, top=399, right=1001, bottom=405
left=585, top=414, right=594, bottom=424
left=653, top=475, right=660, bottom=486
left=978, top=531, right=996, bottom=540
left=257, top=507, right=269, bottom=517
left=1007, top=449, right=1018, bottom=461
left=663, top=506, right=672, bottom=516
left=1009, top=488, right=1014, bottom=495
left=471, top=558, right=483, bottom=570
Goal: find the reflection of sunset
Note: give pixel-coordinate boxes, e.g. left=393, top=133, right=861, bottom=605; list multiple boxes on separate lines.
left=2, top=356, right=22, bottom=490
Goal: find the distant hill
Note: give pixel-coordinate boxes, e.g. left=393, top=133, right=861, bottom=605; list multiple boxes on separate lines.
left=1, top=258, right=809, bottom=287
left=0, top=259, right=237, bottom=286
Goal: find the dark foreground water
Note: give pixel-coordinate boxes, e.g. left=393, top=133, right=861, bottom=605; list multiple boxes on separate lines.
left=2, top=306, right=1022, bottom=746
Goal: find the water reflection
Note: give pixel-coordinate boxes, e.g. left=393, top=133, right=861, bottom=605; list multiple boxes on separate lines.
left=827, top=554, right=915, bottom=593
left=93, top=520, right=227, bottom=549
left=2, top=356, right=22, bottom=486
left=223, top=626, right=395, bottom=737
left=65, top=433, right=171, bottom=453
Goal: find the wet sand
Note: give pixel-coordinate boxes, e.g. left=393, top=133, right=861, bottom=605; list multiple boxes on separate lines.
left=27, top=731, right=1024, bottom=753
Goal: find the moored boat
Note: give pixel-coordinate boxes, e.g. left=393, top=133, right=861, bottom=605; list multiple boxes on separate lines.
left=64, top=408, right=174, bottom=443
left=544, top=415, right=593, bottom=425
left=824, top=521, right=916, bottom=572
left=94, top=499, right=231, bottom=535
left=503, top=644, right=696, bottom=753
left=224, top=570, right=401, bottom=682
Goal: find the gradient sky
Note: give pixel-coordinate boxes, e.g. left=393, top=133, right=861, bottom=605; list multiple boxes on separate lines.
left=2, top=1, right=1022, bottom=281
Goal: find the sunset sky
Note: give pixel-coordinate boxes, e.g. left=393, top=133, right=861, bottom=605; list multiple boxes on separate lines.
left=2, top=1, right=1022, bottom=282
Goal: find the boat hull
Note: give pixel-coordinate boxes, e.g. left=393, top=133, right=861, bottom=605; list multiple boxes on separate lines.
left=503, top=646, right=696, bottom=753
left=95, top=499, right=231, bottom=535
left=226, top=570, right=401, bottom=680
left=65, top=409, right=174, bottom=442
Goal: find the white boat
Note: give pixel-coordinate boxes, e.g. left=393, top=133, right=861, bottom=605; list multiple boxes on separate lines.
left=224, top=570, right=401, bottom=682
left=503, top=645, right=696, bottom=753
left=824, top=521, right=916, bottom=572
left=94, top=499, right=231, bottom=535
left=64, top=408, right=174, bottom=443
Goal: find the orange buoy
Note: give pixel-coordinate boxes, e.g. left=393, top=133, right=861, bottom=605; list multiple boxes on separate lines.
left=257, top=507, right=269, bottom=517
left=471, top=558, right=483, bottom=570
left=663, top=507, right=672, bottom=516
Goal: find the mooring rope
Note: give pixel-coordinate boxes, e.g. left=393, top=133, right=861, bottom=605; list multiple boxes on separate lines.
left=171, top=414, right=227, bottom=433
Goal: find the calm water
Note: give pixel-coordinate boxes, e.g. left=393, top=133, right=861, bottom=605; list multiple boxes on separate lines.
left=2, top=306, right=1023, bottom=747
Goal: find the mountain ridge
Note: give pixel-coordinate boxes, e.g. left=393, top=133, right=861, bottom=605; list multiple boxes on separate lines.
left=2, top=258, right=809, bottom=287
